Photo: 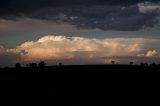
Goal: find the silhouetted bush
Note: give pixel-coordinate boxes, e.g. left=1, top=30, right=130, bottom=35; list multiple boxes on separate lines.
left=15, top=63, right=21, bottom=68
left=38, top=61, right=46, bottom=67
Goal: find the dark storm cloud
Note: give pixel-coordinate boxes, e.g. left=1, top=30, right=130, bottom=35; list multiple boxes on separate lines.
left=0, top=0, right=160, bottom=31
left=66, top=5, right=159, bottom=31
left=0, top=0, right=159, bottom=15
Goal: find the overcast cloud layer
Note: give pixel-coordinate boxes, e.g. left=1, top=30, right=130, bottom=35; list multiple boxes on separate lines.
left=0, top=35, right=160, bottom=67
left=0, top=0, right=160, bottom=31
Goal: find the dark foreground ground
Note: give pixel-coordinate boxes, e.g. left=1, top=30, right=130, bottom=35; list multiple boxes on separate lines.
left=0, top=65, right=160, bottom=103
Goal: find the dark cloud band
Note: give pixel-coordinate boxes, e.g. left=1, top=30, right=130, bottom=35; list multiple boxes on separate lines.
left=0, top=0, right=160, bottom=31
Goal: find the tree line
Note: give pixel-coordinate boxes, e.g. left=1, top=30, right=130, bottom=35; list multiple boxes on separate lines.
left=14, top=60, right=160, bottom=68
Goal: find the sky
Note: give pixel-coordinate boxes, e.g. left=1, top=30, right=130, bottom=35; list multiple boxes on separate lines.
left=0, top=0, right=160, bottom=67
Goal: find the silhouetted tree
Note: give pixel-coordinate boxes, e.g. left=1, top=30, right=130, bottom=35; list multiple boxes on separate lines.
left=4, top=66, right=10, bottom=69
left=38, top=61, right=46, bottom=67
left=130, top=61, right=134, bottom=65
left=26, top=64, right=29, bottom=67
left=140, top=62, right=145, bottom=66
left=15, top=63, right=21, bottom=68
left=140, top=62, right=148, bottom=67
left=150, top=62, right=157, bottom=66
left=144, top=63, right=149, bottom=67
left=59, top=62, right=62, bottom=66
left=111, top=61, right=115, bottom=64
left=29, top=63, right=37, bottom=68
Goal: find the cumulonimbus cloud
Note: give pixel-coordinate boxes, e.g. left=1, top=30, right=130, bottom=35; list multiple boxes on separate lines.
left=0, top=35, right=160, bottom=66
left=14, top=35, right=160, bottom=64
left=15, top=35, right=143, bottom=61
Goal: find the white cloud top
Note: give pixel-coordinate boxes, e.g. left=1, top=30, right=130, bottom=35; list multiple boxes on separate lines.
left=138, top=50, right=159, bottom=57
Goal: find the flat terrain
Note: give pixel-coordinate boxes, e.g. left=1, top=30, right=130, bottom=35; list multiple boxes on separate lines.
left=0, top=65, right=160, bottom=101
left=1, top=64, right=160, bottom=72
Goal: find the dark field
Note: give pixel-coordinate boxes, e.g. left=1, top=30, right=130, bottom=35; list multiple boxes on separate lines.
left=0, top=65, right=160, bottom=102
left=1, top=64, right=160, bottom=72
